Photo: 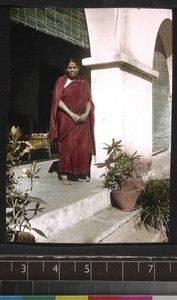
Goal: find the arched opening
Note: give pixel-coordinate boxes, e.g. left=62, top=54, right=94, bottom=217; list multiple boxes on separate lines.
left=152, top=19, right=172, bottom=153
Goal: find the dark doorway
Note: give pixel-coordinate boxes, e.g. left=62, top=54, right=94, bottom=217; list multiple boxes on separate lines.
left=38, top=63, right=63, bottom=133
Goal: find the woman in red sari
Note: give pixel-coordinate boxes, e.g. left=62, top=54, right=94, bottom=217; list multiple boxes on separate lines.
left=49, top=58, right=95, bottom=184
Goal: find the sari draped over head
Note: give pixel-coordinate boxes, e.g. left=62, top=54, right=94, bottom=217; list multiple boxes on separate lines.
left=49, top=75, right=95, bottom=176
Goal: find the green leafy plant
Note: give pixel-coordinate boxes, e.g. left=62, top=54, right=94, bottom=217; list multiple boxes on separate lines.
left=96, top=138, right=142, bottom=190
left=21, top=161, right=41, bottom=191
left=6, top=191, right=46, bottom=238
left=6, top=126, right=47, bottom=242
left=6, top=126, right=32, bottom=192
left=137, top=179, right=170, bottom=231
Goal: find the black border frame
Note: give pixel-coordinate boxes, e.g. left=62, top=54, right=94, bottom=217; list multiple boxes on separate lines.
left=1, top=0, right=177, bottom=257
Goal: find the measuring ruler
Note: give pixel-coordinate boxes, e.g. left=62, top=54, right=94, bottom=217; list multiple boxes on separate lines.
left=0, top=256, right=177, bottom=282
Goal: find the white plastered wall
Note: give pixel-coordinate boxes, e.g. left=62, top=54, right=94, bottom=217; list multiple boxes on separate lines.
left=83, top=8, right=172, bottom=178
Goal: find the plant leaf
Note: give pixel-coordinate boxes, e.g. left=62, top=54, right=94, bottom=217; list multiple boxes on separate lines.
left=32, top=227, right=47, bottom=238
left=27, top=196, right=46, bottom=204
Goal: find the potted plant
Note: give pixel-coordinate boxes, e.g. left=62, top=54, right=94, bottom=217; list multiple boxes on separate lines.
left=137, top=178, right=170, bottom=236
left=6, top=126, right=47, bottom=243
left=96, top=138, right=143, bottom=212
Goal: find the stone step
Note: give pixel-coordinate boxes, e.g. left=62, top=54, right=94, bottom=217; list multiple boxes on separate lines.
left=16, top=160, right=167, bottom=244
left=43, top=206, right=166, bottom=244
left=44, top=206, right=139, bottom=243
left=30, top=188, right=111, bottom=242
left=100, top=213, right=168, bottom=243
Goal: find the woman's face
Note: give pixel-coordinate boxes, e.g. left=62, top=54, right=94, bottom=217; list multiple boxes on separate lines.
left=65, top=61, right=80, bottom=79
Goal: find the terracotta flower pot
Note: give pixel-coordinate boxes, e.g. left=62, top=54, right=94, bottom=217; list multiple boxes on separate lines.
left=122, top=177, right=143, bottom=191
left=111, top=189, right=142, bottom=212
left=16, top=231, right=35, bottom=243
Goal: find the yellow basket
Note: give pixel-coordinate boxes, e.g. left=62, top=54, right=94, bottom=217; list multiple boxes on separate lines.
left=29, top=133, right=50, bottom=149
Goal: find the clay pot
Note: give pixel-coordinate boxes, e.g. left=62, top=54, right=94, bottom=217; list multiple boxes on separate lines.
left=16, top=231, right=35, bottom=243
left=110, top=177, right=143, bottom=212
left=111, top=188, right=142, bottom=212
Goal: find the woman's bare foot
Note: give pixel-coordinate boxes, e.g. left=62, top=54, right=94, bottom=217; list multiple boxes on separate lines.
left=61, top=175, right=72, bottom=185
left=78, top=175, right=90, bottom=182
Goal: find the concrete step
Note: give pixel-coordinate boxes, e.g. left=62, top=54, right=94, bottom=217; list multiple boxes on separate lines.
left=30, top=188, right=111, bottom=242
left=45, top=206, right=166, bottom=243
left=100, top=214, right=168, bottom=243
left=16, top=160, right=109, bottom=213
left=45, top=206, right=139, bottom=243
left=16, top=160, right=111, bottom=242
left=15, top=159, right=167, bottom=244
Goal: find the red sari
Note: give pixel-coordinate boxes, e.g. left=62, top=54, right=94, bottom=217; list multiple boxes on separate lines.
left=49, top=75, right=95, bottom=177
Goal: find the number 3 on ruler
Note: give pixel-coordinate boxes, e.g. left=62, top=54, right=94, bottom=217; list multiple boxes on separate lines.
left=21, top=264, right=27, bottom=273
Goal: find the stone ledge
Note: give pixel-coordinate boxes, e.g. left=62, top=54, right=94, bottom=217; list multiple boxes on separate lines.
left=82, top=53, right=159, bottom=78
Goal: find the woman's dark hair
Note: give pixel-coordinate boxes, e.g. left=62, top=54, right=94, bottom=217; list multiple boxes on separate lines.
left=64, top=58, right=81, bottom=69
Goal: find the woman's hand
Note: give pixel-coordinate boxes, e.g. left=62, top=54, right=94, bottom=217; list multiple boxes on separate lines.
left=78, top=112, right=89, bottom=123
left=71, top=113, right=82, bottom=123
left=78, top=102, right=91, bottom=123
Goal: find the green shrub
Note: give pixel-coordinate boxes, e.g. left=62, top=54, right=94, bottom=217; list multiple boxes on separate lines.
left=138, top=179, right=170, bottom=231
left=96, top=138, right=141, bottom=190
left=6, top=126, right=47, bottom=241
